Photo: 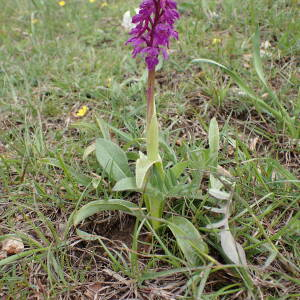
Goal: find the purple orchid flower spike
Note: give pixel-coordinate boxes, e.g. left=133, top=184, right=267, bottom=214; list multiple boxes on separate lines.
left=126, top=0, right=180, bottom=127
left=126, top=0, right=180, bottom=70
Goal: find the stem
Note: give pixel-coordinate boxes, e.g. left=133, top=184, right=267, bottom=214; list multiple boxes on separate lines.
left=146, top=68, right=160, bottom=162
left=146, top=68, right=164, bottom=176
left=146, top=69, right=156, bottom=129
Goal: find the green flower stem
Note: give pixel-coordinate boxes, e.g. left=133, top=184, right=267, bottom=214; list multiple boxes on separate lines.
left=146, top=69, right=164, bottom=176
left=146, top=69, right=156, bottom=128
left=146, top=69, right=160, bottom=162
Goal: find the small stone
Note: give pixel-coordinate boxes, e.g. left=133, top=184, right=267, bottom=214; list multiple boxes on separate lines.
left=2, top=237, right=24, bottom=255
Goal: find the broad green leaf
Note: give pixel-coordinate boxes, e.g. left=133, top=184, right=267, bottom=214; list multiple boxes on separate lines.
left=83, top=143, right=96, bottom=160
left=208, top=189, right=230, bottom=200
left=136, top=151, right=161, bottom=189
left=73, top=199, right=141, bottom=226
left=96, top=138, right=132, bottom=181
left=167, top=216, right=208, bottom=266
left=220, top=229, right=247, bottom=265
left=112, top=177, right=139, bottom=192
left=210, top=175, right=223, bottom=190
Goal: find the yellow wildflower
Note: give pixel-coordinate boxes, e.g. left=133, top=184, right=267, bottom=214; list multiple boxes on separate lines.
left=101, top=2, right=108, bottom=7
left=212, top=38, right=221, bottom=45
left=89, top=0, right=96, bottom=2
left=75, top=105, right=89, bottom=117
left=31, top=18, right=38, bottom=24
left=58, top=1, right=66, bottom=6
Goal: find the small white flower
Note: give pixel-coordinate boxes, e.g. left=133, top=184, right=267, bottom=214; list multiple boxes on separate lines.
left=122, top=9, right=139, bottom=31
left=208, top=11, right=220, bottom=19
left=260, top=40, right=272, bottom=57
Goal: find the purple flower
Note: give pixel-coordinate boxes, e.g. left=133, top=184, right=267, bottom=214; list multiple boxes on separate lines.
left=126, top=0, right=180, bottom=70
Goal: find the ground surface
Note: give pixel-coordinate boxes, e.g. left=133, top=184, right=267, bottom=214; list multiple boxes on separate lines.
left=0, top=0, right=299, bottom=299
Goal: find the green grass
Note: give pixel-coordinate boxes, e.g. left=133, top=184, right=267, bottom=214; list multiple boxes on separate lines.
left=0, top=0, right=299, bottom=299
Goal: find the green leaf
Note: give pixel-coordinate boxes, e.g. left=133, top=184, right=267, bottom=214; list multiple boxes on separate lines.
left=73, top=199, right=141, bottom=226
left=208, top=117, right=219, bottom=167
left=220, top=229, right=247, bottom=265
left=159, top=137, right=177, bottom=163
left=169, top=161, right=188, bottom=179
left=208, top=118, right=222, bottom=189
left=95, top=115, right=110, bottom=140
left=83, top=143, right=96, bottom=160
left=136, top=151, right=161, bottom=189
left=95, top=138, right=132, bottom=181
left=0, top=234, right=19, bottom=242
left=0, top=248, right=48, bottom=267
left=47, top=250, right=67, bottom=284
left=146, top=108, right=160, bottom=162
left=208, top=189, right=230, bottom=200
left=144, top=191, right=165, bottom=230
left=252, top=29, right=268, bottom=88
left=167, top=216, right=208, bottom=266
left=76, top=229, right=101, bottom=241
left=166, top=183, right=202, bottom=199
left=112, top=177, right=139, bottom=192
